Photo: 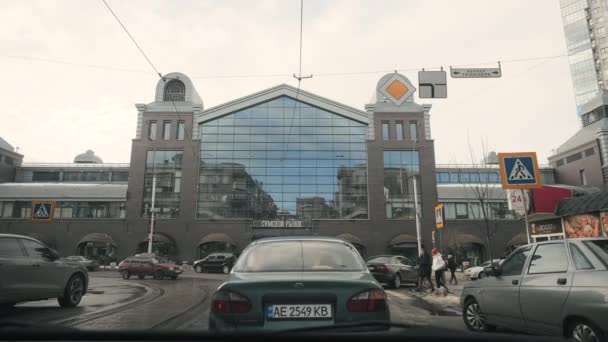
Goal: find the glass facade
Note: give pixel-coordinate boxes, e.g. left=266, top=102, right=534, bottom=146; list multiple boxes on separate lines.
left=142, top=150, right=183, bottom=218
left=53, top=201, right=126, bottom=219
left=561, top=0, right=603, bottom=114
left=383, top=151, right=420, bottom=219
left=197, top=96, right=368, bottom=220
left=436, top=170, right=501, bottom=184
left=443, top=201, right=514, bottom=220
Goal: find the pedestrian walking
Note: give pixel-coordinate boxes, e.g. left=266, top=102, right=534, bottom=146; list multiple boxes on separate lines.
left=447, top=254, right=458, bottom=285
left=416, top=245, right=434, bottom=292
left=432, top=248, right=448, bottom=290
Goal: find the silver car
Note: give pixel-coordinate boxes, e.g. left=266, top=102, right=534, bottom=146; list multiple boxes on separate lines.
left=461, top=238, right=608, bottom=342
left=0, top=234, right=89, bottom=308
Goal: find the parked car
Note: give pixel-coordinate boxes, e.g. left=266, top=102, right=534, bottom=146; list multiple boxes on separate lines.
left=366, top=255, right=418, bottom=289
left=208, top=237, right=389, bottom=333
left=63, top=255, right=99, bottom=271
left=117, top=253, right=182, bottom=280
left=193, top=253, right=236, bottom=274
left=461, top=238, right=608, bottom=341
left=463, top=259, right=503, bottom=280
left=0, top=234, right=89, bottom=308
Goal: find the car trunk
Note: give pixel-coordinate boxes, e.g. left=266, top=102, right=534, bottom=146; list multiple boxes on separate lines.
left=215, top=271, right=386, bottom=330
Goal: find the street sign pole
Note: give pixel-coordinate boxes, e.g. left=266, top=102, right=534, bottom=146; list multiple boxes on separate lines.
left=521, top=189, right=531, bottom=244
left=413, top=175, right=422, bottom=255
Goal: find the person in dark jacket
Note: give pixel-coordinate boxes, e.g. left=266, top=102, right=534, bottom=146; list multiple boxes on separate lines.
left=447, top=254, right=458, bottom=285
left=416, top=245, right=434, bottom=292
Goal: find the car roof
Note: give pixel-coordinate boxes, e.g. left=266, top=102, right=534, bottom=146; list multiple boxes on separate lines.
left=0, top=234, right=44, bottom=243
left=250, top=236, right=351, bottom=245
left=534, top=237, right=608, bottom=246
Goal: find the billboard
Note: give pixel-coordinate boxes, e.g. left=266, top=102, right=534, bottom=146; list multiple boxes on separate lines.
left=530, top=218, right=563, bottom=236
left=564, top=213, right=602, bottom=239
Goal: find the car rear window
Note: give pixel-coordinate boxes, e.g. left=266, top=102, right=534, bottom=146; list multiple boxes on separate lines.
left=367, top=256, right=392, bottom=264
left=583, top=240, right=608, bottom=267
left=234, top=241, right=365, bottom=272
left=0, top=238, right=25, bottom=257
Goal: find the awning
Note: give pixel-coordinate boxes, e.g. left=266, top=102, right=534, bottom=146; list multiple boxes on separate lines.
left=506, top=232, right=528, bottom=247
left=198, top=233, right=235, bottom=247
left=335, top=233, right=363, bottom=246
left=27, top=233, right=56, bottom=247
left=446, top=233, right=484, bottom=246
left=141, top=233, right=174, bottom=245
left=555, top=191, right=608, bottom=217
left=389, top=234, right=417, bottom=246
left=78, top=233, right=117, bottom=246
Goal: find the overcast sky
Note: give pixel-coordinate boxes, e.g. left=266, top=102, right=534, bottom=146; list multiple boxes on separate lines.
left=0, top=0, right=579, bottom=165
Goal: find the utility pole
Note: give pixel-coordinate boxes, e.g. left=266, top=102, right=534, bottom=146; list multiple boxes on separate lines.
left=413, top=175, right=422, bottom=255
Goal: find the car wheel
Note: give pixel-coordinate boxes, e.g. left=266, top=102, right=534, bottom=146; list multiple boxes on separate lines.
left=138, top=274, right=145, bottom=280
left=569, top=319, right=603, bottom=342
left=463, top=299, right=495, bottom=332
left=222, top=265, right=231, bottom=274
left=153, top=271, right=164, bottom=280
left=58, top=274, right=85, bottom=308
left=195, top=264, right=203, bottom=273
left=477, top=272, right=485, bottom=279
left=121, top=270, right=131, bottom=280
left=392, top=274, right=401, bottom=289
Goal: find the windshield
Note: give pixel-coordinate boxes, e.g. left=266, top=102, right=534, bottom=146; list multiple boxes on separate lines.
left=584, top=240, right=608, bottom=266
left=367, top=256, right=392, bottom=264
left=234, top=241, right=366, bottom=272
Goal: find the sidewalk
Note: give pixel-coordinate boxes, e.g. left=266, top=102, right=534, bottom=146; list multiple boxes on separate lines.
left=406, top=271, right=469, bottom=314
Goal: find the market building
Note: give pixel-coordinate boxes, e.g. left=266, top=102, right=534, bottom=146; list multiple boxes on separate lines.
left=0, top=72, right=531, bottom=264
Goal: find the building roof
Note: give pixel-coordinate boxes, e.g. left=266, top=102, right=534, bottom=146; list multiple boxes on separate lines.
left=19, top=163, right=129, bottom=169
left=0, top=137, right=14, bottom=152
left=552, top=118, right=608, bottom=156
left=555, top=191, right=608, bottom=216
left=0, top=183, right=127, bottom=201
left=437, top=184, right=507, bottom=201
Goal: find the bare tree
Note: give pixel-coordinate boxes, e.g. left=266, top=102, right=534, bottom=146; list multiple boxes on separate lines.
left=463, top=138, right=506, bottom=263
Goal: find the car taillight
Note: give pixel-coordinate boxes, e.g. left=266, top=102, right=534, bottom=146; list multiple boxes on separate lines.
left=347, top=289, right=387, bottom=312
left=212, top=291, right=251, bottom=314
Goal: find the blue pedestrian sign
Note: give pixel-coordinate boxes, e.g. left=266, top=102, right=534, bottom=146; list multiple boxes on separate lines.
left=498, top=152, right=542, bottom=189
left=31, top=200, right=55, bottom=222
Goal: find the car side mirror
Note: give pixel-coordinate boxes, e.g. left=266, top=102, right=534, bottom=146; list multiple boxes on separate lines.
left=483, top=266, right=499, bottom=277
left=43, top=248, right=60, bottom=261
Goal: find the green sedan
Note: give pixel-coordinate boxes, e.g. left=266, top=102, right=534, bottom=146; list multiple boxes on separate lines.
left=208, top=236, right=390, bottom=333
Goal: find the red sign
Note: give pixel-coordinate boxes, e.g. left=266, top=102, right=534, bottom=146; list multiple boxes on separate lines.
left=531, top=186, right=574, bottom=214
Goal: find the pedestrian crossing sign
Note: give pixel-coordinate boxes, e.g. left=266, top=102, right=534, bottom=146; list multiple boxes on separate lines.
left=31, top=200, right=55, bottom=222
left=498, top=152, right=542, bottom=189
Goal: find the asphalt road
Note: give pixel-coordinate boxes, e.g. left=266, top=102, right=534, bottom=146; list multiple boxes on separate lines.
left=0, top=269, right=467, bottom=332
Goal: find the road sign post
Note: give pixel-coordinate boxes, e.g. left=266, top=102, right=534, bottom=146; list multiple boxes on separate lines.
left=498, top=152, right=542, bottom=245
left=434, top=204, right=445, bottom=253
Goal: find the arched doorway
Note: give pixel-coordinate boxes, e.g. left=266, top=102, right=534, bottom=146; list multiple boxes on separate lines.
left=136, top=233, right=177, bottom=259
left=446, top=233, right=486, bottom=267
left=27, top=233, right=57, bottom=249
left=388, top=234, right=418, bottom=261
left=197, top=233, right=236, bottom=259
left=335, top=233, right=366, bottom=258
left=77, top=233, right=117, bottom=265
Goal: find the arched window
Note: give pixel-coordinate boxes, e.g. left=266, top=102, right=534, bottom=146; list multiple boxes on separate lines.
left=163, top=80, right=186, bottom=101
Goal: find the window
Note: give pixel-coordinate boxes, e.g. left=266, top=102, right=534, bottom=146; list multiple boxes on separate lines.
left=395, top=122, right=404, bottom=141
left=570, top=244, right=593, bottom=270
left=584, top=240, right=608, bottom=266
left=382, top=122, right=390, bottom=141
left=32, top=171, right=60, bottom=182
left=111, top=171, right=129, bottom=182
left=197, top=96, right=368, bottom=220
left=555, top=159, right=564, bottom=167
left=580, top=169, right=587, bottom=185
left=500, top=246, right=530, bottom=276
left=436, top=172, right=449, bottom=183
left=384, top=151, right=420, bottom=219
left=177, top=121, right=185, bottom=140
left=585, top=147, right=595, bottom=157
left=20, top=239, right=48, bottom=258
left=148, top=121, right=157, bottom=140
left=567, top=152, right=583, bottom=163
left=4, top=156, right=13, bottom=165
left=444, top=203, right=456, bottom=219
left=459, top=172, right=470, bottom=183
left=0, top=238, right=24, bottom=257
left=528, top=243, right=568, bottom=274
left=142, top=151, right=184, bottom=218
left=409, top=122, right=418, bottom=142
left=455, top=203, right=468, bottom=219
left=163, top=121, right=171, bottom=140
left=163, top=80, right=186, bottom=101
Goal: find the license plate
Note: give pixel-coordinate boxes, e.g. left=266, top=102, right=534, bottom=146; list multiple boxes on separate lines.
left=267, top=304, right=332, bottom=320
